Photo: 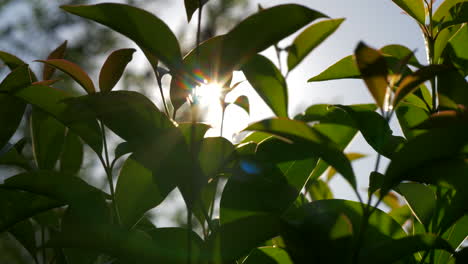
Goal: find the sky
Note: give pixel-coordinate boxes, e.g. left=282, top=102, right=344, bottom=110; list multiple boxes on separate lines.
left=1, top=0, right=432, bottom=226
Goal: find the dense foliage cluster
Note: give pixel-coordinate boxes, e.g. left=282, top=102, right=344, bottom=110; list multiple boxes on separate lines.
left=0, top=0, right=467, bottom=263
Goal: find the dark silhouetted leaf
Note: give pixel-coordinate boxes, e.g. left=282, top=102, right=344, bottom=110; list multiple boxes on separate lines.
left=60, top=130, right=84, bottom=175
left=287, top=18, right=344, bottom=71
left=221, top=4, right=326, bottom=75
left=36, top=59, right=95, bottom=94
left=395, top=182, right=437, bottom=228
left=61, top=3, right=182, bottom=71
left=0, top=188, right=63, bottom=232
left=11, top=84, right=102, bottom=154
left=393, top=65, right=449, bottom=107
left=99, top=48, right=136, bottom=92
left=31, top=108, right=66, bottom=170
left=184, top=0, right=209, bottom=22
left=0, top=51, right=27, bottom=70
left=360, top=234, right=453, bottom=264
left=43, top=40, right=67, bottom=81
left=115, top=155, right=165, bottom=228
left=242, top=54, right=288, bottom=117
left=232, top=95, right=250, bottom=114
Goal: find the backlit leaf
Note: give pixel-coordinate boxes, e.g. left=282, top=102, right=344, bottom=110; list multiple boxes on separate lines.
left=243, top=247, right=293, bottom=264
left=43, top=40, right=67, bottom=81
left=395, top=182, right=437, bottom=228
left=391, top=0, right=426, bottom=25
left=242, top=54, right=288, bottom=117
left=115, top=155, right=165, bottom=228
left=287, top=18, right=344, bottom=71
left=232, top=95, right=250, bottom=114
left=308, top=55, right=360, bottom=82
left=393, top=65, right=449, bottom=107
left=99, top=48, right=136, bottom=93
left=245, top=118, right=356, bottom=188
left=37, top=59, right=95, bottom=93
left=355, top=42, right=389, bottom=109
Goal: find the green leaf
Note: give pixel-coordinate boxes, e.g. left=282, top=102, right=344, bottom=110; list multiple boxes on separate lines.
left=307, top=179, right=333, bottom=200
left=0, top=51, right=27, bottom=70
left=36, top=59, right=95, bottom=94
left=222, top=4, right=326, bottom=75
left=368, top=171, right=384, bottom=196
left=11, top=84, right=102, bottom=154
left=115, top=155, right=165, bottom=228
left=243, top=247, right=294, bottom=264
left=433, top=0, right=467, bottom=23
left=242, top=54, right=288, bottom=117
left=178, top=122, right=211, bottom=144
left=335, top=105, right=405, bottom=158
left=327, top=153, right=367, bottom=182
left=382, top=124, right=468, bottom=194
left=221, top=137, right=318, bottom=224
left=3, top=171, right=109, bottom=206
left=63, top=91, right=174, bottom=145
left=395, top=101, right=430, bottom=139
left=355, top=42, right=389, bottom=109
left=308, top=55, right=360, bottom=82
left=438, top=68, right=468, bottom=109
left=184, top=0, right=209, bottom=22
left=435, top=216, right=468, bottom=264
left=395, top=182, right=436, bottom=228
left=391, top=0, right=426, bottom=25
left=61, top=3, right=182, bottom=72
left=60, top=130, right=84, bottom=175
left=445, top=24, right=468, bottom=76
left=393, top=65, right=449, bottom=107
left=245, top=118, right=356, bottom=188
left=0, top=94, right=26, bottom=150
left=0, top=188, right=63, bottom=232
left=198, top=137, right=235, bottom=179
left=31, top=108, right=66, bottom=170
left=360, top=234, right=453, bottom=264
left=232, top=95, right=250, bottom=114
left=0, top=140, right=31, bottom=170
left=205, top=214, right=281, bottom=263
left=282, top=199, right=407, bottom=263
left=438, top=3, right=468, bottom=31
left=287, top=18, right=345, bottom=71
left=380, top=44, right=422, bottom=67
left=8, top=219, right=38, bottom=262
left=51, top=223, right=203, bottom=263
left=43, top=40, right=68, bottom=81
left=99, top=48, right=136, bottom=93
left=0, top=64, right=32, bottom=93
left=434, top=24, right=462, bottom=63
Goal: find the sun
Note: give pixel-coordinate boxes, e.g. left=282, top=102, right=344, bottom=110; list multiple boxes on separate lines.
left=191, top=81, right=224, bottom=106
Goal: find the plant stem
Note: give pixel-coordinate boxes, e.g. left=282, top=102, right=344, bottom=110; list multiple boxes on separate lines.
left=41, top=226, right=46, bottom=264
left=274, top=44, right=283, bottom=73
left=220, top=103, right=226, bottom=137
left=155, top=71, right=170, bottom=117
left=99, top=120, right=122, bottom=226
